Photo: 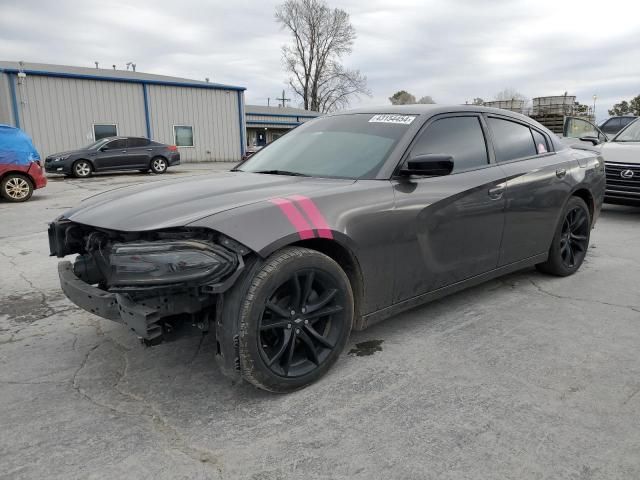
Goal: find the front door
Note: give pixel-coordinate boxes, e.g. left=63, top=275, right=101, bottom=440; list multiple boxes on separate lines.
left=391, top=114, right=506, bottom=303
left=94, top=138, right=128, bottom=170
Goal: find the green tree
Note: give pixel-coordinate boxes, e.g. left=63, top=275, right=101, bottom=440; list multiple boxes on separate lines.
left=608, top=100, right=630, bottom=116
left=629, top=94, right=640, bottom=115
left=389, top=90, right=416, bottom=105
left=418, top=95, right=436, bottom=104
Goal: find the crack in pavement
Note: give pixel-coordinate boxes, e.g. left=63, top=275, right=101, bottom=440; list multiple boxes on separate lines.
left=71, top=336, right=222, bottom=473
left=529, top=278, right=640, bottom=314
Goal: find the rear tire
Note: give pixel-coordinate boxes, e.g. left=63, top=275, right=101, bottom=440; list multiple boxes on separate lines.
left=231, top=247, right=354, bottom=393
left=536, top=196, right=591, bottom=276
left=150, top=157, right=168, bottom=174
left=1, top=174, right=33, bottom=202
left=73, top=160, right=92, bottom=178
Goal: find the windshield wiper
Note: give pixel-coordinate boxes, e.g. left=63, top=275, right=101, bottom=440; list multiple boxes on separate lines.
left=253, top=169, right=309, bottom=177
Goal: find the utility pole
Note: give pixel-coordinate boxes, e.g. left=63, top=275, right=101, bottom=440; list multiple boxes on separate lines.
left=276, top=89, right=290, bottom=108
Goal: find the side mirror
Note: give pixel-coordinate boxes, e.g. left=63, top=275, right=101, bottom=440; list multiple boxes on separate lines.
left=99, top=146, right=109, bottom=152
left=400, top=153, right=454, bottom=176
left=578, top=136, right=601, bottom=146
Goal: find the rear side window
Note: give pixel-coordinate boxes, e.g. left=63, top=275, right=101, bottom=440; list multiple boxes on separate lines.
left=620, top=117, right=635, bottom=127
left=106, top=139, right=127, bottom=149
left=602, top=118, right=621, bottom=135
left=128, top=138, right=149, bottom=148
left=411, top=116, right=488, bottom=173
left=531, top=129, right=549, bottom=154
left=487, top=118, right=536, bottom=162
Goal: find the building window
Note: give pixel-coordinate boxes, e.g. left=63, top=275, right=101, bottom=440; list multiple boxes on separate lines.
left=94, top=124, right=118, bottom=141
left=174, top=125, right=194, bottom=147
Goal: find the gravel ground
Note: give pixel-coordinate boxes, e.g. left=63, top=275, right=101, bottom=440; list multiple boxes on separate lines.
left=1, top=165, right=639, bottom=479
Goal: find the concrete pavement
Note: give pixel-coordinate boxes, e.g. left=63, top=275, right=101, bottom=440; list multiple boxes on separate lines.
left=1, top=166, right=639, bottom=479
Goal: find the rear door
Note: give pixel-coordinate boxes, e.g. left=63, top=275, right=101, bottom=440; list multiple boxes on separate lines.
left=391, top=113, right=507, bottom=302
left=126, top=138, right=152, bottom=167
left=93, top=138, right=128, bottom=170
left=486, top=115, right=576, bottom=265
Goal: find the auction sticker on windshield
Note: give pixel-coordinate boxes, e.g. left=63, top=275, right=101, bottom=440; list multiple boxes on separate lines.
left=369, top=114, right=417, bottom=125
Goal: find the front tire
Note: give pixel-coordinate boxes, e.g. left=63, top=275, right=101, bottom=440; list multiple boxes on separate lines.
left=150, top=157, right=168, bottom=174
left=536, top=196, right=591, bottom=276
left=234, top=247, right=354, bottom=392
left=73, top=160, right=92, bottom=178
left=1, top=174, right=33, bottom=202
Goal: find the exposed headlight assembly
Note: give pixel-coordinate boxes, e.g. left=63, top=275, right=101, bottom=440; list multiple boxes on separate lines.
left=109, top=240, right=238, bottom=287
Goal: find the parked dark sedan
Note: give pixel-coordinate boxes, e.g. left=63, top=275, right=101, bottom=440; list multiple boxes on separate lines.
left=45, top=136, right=180, bottom=177
left=49, top=105, right=605, bottom=392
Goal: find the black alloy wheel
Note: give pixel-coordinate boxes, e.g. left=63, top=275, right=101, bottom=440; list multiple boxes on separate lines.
left=232, top=247, right=354, bottom=392
left=559, top=205, right=589, bottom=268
left=258, top=269, right=346, bottom=378
left=536, top=196, right=591, bottom=276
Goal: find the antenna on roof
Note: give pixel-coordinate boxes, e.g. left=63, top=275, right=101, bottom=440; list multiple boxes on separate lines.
left=94, top=61, right=99, bottom=69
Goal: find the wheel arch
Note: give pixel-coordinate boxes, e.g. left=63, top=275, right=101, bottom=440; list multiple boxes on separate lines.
left=571, top=187, right=594, bottom=221
left=289, top=237, right=366, bottom=330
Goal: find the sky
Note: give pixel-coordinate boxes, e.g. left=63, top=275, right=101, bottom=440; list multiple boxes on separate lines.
left=1, top=0, right=639, bottom=122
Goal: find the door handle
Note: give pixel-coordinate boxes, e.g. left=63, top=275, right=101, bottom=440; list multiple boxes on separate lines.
left=488, top=185, right=505, bottom=200
left=556, top=168, right=567, bottom=178
left=121, top=150, right=127, bottom=153
left=146, top=148, right=153, bottom=151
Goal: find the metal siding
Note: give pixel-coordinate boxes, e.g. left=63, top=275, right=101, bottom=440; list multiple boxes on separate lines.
left=147, top=84, right=240, bottom=162
left=14, top=75, right=146, bottom=157
left=0, top=73, right=14, bottom=125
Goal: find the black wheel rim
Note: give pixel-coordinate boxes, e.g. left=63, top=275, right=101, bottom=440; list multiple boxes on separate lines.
left=560, top=206, right=589, bottom=268
left=258, top=269, right=345, bottom=378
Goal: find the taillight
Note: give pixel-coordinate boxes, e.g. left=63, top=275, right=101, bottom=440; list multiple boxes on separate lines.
left=168, top=145, right=178, bottom=152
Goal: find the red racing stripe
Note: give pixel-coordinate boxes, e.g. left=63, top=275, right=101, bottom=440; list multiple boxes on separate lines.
left=270, top=198, right=315, bottom=240
left=288, top=195, right=333, bottom=239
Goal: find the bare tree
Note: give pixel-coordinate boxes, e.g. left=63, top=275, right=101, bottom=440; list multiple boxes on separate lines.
left=494, top=88, right=527, bottom=101
left=275, top=0, right=370, bottom=113
left=472, top=97, right=484, bottom=105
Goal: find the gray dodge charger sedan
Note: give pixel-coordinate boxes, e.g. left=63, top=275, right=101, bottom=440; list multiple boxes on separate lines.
left=49, top=105, right=605, bottom=392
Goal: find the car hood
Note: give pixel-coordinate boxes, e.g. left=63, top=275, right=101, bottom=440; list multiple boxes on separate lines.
left=601, top=142, right=640, bottom=165
left=62, top=171, right=354, bottom=231
left=48, top=150, right=85, bottom=158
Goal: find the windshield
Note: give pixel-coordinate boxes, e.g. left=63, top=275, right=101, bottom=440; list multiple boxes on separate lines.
left=238, top=113, right=415, bottom=179
left=613, top=119, right=640, bottom=142
left=83, top=138, right=110, bottom=150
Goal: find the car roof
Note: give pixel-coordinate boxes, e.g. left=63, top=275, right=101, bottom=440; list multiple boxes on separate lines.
left=330, top=104, right=537, bottom=122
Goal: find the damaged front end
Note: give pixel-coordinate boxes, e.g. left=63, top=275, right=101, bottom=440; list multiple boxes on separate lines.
left=49, top=219, right=248, bottom=344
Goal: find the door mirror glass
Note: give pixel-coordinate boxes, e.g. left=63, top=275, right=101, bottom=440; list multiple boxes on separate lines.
left=400, top=154, right=454, bottom=176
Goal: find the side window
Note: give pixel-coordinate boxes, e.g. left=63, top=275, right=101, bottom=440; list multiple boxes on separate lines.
left=127, top=138, right=149, bottom=148
left=601, top=118, right=621, bottom=135
left=411, top=116, right=488, bottom=173
left=488, top=117, right=537, bottom=162
left=531, top=129, right=549, bottom=154
left=620, top=117, right=635, bottom=127
left=105, top=139, right=126, bottom=149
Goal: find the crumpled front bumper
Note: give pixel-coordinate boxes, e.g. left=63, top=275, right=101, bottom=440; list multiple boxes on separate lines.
left=58, top=261, right=166, bottom=342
